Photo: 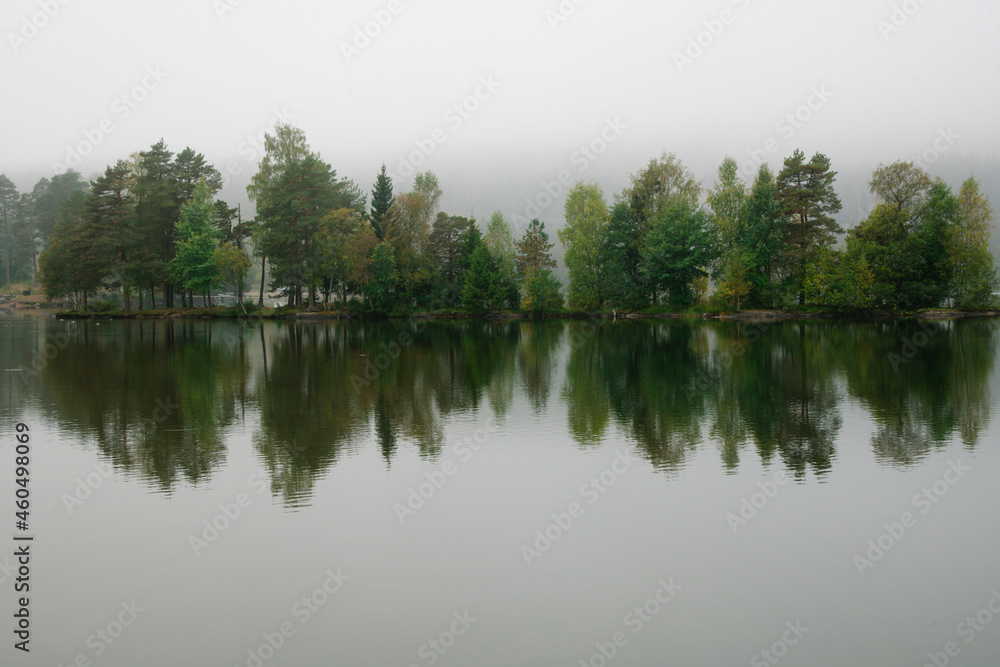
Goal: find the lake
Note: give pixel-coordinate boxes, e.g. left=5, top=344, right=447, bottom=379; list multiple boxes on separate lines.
left=2, top=314, right=999, bottom=666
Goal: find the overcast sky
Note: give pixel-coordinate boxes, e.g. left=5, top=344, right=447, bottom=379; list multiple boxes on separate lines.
left=3, top=0, right=999, bottom=231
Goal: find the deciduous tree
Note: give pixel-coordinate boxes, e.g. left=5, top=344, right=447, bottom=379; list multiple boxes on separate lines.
left=560, top=182, right=609, bottom=311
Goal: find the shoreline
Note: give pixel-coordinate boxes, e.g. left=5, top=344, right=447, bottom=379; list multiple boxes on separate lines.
left=49, top=307, right=1000, bottom=323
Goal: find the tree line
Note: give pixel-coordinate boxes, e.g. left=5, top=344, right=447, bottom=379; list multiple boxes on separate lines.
left=5, top=122, right=996, bottom=314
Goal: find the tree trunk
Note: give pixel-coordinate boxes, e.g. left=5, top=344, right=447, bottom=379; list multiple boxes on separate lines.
left=259, top=255, right=267, bottom=306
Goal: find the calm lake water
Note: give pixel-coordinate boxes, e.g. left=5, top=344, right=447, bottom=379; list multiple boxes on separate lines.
left=2, top=313, right=1000, bottom=666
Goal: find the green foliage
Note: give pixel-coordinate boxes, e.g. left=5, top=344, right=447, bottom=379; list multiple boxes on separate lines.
left=429, top=213, right=481, bottom=307
left=86, top=299, right=119, bottom=313
left=560, top=182, right=609, bottom=311
left=133, top=140, right=181, bottom=296
left=707, top=156, right=748, bottom=251
left=869, top=161, right=932, bottom=211
left=640, top=200, right=717, bottom=308
left=909, top=181, right=957, bottom=307
left=850, top=203, right=912, bottom=308
left=85, top=161, right=146, bottom=310
left=383, top=175, right=441, bottom=305
left=802, top=246, right=875, bottom=309
left=462, top=244, right=506, bottom=314
left=170, top=181, right=220, bottom=298
left=598, top=201, right=647, bottom=310
left=516, top=218, right=562, bottom=313
left=949, top=178, right=1000, bottom=310
left=776, top=149, right=843, bottom=303
left=39, top=190, right=103, bottom=301
left=515, top=218, right=557, bottom=276
left=716, top=248, right=752, bottom=310
left=257, top=155, right=364, bottom=306
left=626, top=152, right=701, bottom=226
left=214, top=242, right=252, bottom=308
left=485, top=210, right=519, bottom=307
left=0, top=174, right=21, bottom=285
left=28, top=141, right=999, bottom=317
left=521, top=266, right=563, bottom=314
left=370, top=164, right=394, bottom=240
left=32, top=170, right=88, bottom=246
left=365, top=242, right=397, bottom=313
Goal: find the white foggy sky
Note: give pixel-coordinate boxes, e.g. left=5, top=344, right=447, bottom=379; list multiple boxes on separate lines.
left=2, top=0, right=999, bottom=228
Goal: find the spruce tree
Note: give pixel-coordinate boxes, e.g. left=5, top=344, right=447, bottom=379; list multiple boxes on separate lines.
left=370, top=164, right=395, bottom=240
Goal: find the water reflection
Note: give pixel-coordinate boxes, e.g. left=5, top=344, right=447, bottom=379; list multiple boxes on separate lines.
left=31, top=320, right=249, bottom=491
left=3, top=315, right=996, bottom=504
left=838, top=320, right=998, bottom=465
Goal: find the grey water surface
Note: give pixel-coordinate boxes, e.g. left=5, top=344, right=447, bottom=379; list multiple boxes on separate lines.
left=1, top=314, right=999, bottom=667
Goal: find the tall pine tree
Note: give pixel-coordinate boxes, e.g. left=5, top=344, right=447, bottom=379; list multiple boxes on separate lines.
left=776, top=149, right=843, bottom=304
